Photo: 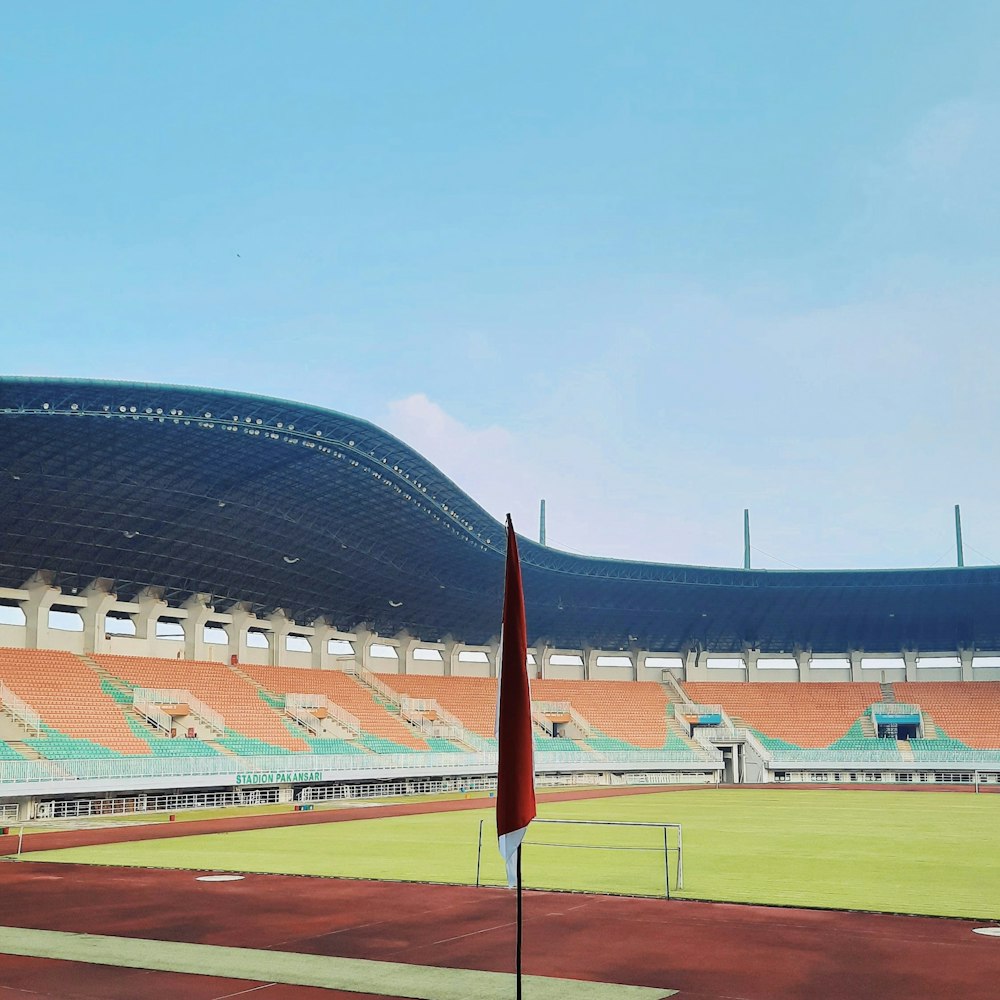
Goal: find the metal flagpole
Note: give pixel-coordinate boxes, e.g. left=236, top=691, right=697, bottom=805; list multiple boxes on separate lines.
left=516, top=844, right=523, bottom=999
left=475, top=819, right=484, bottom=886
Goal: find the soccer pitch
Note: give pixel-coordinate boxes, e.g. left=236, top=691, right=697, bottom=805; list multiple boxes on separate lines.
left=20, top=789, right=1000, bottom=919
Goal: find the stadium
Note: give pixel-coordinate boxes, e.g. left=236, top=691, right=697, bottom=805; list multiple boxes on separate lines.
left=1, top=376, right=999, bottom=999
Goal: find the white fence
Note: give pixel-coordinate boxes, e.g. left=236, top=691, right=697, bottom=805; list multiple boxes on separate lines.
left=34, top=787, right=283, bottom=819
left=0, top=747, right=719, bottom=796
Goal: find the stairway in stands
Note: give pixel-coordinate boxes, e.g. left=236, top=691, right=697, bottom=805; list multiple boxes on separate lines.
left=921, top=712, right=939, bottom=739
left=666, top=713, right=706, bottom=751
left=877, top=680, right=916, bottom=758
left=350, top=670, right=485, bottom=752
left=226, top=659, right=269, bottom=694
left=227, top=661, right=371, bottom=754
left=82, top=654, right=236, bottom=755
left=4, top=740, right=42, bottom=761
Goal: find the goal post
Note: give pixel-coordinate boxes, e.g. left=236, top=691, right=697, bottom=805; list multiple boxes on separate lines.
left=475, top=817, right=683, bottom=897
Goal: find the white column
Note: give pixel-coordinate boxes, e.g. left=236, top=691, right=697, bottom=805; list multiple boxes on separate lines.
left=394, top=631, right=415, bottom=675
left=20, top=571, right=60, bottom=649
left=353, top=624, right=375, bottom=671
left=133, top=587, right=167, bottom=645
left=441, top=637, right=457, bottom=677
left=181, top=594, right=215, bottom=661
left=487, top=638, right=501, bottom=679
left=849, top=650, right=864, bottom=682
left=266, top=609, right=293, bottom=666
left=796, top=649, right=811, bottom=682
left=959, top=647, right=974, bottom=682
left=903, top=650, right=918, bottom=682
left=80, top=578, right=117, bottom=654
left=533, top=642, right=549, bottom=680
left=227, top=602, right=263, bottom=664
left=310, top=616, right=336, bottom=669
left=684, top=647, right=707, bottom=681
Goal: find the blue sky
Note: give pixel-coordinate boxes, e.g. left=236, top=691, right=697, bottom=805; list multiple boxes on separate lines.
left=3, top=2, right=1000, bottom=569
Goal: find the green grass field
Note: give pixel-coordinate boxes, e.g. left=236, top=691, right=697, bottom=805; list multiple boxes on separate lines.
left=18, top=789, right=1000, bottom=919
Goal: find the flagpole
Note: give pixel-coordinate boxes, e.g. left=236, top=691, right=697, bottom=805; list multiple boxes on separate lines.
left=516, top=844, right=523, bottom=1000
left=495, top=514, right=534, bottom=999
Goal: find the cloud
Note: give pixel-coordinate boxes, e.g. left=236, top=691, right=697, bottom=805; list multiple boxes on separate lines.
left=855, top=98, right=1000, bottom=244
left=383, top=393, right=527, bottom=521
left=382, top=391, right=741, bottom=566
left=902, top=99, right=983, bottom=180
left=381, top=258, right=1000, bottom=574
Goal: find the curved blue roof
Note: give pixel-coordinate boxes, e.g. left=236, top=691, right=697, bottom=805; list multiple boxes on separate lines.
left=1, top=376, right=998, bottom=653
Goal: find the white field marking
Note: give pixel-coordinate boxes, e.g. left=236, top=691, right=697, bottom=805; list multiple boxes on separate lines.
left=545, top=902, right=589, bottom=917
left=212, top=984, right=278, bottom=999
left=430, top=920, right=516, bottom=946
left=973, top=927, right=1000, bottom=937
left=196, top=875, right=245, bottom=882
left=268, top=916, right=393, bottom=949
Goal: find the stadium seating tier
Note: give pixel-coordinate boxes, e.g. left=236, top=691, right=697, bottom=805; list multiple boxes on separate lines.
left=682, top=681, right=883, bottom=748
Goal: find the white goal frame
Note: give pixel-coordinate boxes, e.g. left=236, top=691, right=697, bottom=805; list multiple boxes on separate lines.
left=475, top=817, right=683, bottom=897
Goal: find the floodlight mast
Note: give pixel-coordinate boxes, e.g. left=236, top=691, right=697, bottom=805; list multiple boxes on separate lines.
left=743, top=509, right=751, bottom=570
left=539, top=499, right=546, bottom=547
left=955, top=504, right=964, bottom=568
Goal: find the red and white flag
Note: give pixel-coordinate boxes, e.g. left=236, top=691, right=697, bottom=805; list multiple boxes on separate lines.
left=496, top=515, right=536, bottom=888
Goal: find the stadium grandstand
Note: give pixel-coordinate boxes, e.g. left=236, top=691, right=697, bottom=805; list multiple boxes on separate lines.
left=2, top=375, right=1000, bottom=821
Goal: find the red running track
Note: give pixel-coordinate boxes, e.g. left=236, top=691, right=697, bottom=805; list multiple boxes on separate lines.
left=0, top=860, right=998, bottom=999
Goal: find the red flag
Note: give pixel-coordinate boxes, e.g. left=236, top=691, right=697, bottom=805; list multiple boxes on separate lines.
left=496, top=514, right=536, bottom=887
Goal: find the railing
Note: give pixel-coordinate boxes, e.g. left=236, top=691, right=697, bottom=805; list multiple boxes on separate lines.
left=132, top=688, right=225, bottom=734
left=351, top=676, right=493, bottom=751
left=0, top=747, right=720, bottom=789
left=661, top=672, right=690, bottom=705
left=348, top=666, right=400, bottom=705
left=398, top=705, right=442, bottom=738
left=132, top=698, right=172, bottom=735
left=672, top=702, right=739, bottom=741
left=532, top=700, right=594, bottom=737
left=287, top=707, right=320, bottom=736
left=4, top=743, right=996, bottom=792
left=907, top=749, right=1000, bottom=764
left=399, top=697, right=438, bottom=732
left=768, top=748, right=909, bottom=764
left=398, top=696, right=492, bottom=751
left=284, top=693, right=360, bottom=736
left=692, top=724, right=1000, bottom=768
left=531, top=710, right=554, bottom=736
left=672, top=701, right=724, bottom=721
left=0, top=682, right=42, bottom=738
left=694, top=725, right=774, bottom=765
left=533, top=700, right=569, bottom=715
left=871, top=702, right=921, bottom=718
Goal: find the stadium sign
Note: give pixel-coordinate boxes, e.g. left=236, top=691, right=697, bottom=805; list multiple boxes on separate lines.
left=236, top=770, right=322, bottom=786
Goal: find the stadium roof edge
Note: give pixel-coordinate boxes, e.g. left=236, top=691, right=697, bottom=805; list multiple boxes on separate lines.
left=3, top=375, right=992, bottom=579
left=2, top=375, right=999, bottom=651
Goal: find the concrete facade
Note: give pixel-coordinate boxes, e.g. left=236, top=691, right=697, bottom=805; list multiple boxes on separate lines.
left=2, top=577, right=1000, bottom=682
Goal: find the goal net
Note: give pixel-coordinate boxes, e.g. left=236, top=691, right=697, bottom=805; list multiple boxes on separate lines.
left=475, top=818, right=683, bottom=897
